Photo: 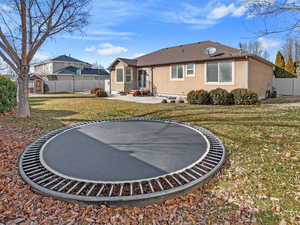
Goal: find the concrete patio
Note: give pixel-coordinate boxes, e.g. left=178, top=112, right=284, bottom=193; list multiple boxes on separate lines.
left=107, top=95, right=165, bottom=104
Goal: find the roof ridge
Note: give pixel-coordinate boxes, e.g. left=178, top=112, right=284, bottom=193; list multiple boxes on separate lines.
left=135, top=40, right=216, bottom=60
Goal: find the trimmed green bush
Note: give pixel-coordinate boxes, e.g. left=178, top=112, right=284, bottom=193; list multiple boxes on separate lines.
left=209, top=88, right=231, bottom=105
left=95, top=89, right=108, bottom=97
left=187, top=90, right=210, bottom=104
left=231, top=88, right=258, bottom=105
left=0, top=76, right=17, bottom=113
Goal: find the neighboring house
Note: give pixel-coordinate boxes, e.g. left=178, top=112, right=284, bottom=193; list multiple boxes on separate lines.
left=109, top=41, right=274, bottom=99
left=33, top=55, right=110, bottom=93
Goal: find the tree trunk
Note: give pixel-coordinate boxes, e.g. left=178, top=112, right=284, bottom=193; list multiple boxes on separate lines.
left=16, top=71, right=30, bottom=118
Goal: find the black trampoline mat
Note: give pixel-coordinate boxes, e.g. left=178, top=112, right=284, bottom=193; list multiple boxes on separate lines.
left=41, top=120, right=208, bottom=181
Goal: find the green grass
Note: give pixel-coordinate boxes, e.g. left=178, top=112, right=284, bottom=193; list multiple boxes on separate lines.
left=1, top=94, right=299, bottom=224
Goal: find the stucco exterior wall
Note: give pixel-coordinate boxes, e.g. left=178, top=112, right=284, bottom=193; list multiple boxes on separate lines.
left=248, top=58, right=273, bottom=99
left=110, top=61, right=137, bottom=93
left=152, top=60, right=248, bottom=96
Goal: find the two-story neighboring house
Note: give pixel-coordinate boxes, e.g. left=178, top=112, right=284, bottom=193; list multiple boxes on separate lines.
left=32, top=55, right=110, bottom=93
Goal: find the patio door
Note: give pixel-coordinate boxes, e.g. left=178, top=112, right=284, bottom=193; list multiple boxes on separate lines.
left=138, top=70, right=148, bottom=89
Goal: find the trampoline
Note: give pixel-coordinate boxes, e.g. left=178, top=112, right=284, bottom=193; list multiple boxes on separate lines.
left=19, top=118, right=225, bottom=206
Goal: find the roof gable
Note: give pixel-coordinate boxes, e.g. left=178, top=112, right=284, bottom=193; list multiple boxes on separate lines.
left=52, top=55, right=89, bottom=64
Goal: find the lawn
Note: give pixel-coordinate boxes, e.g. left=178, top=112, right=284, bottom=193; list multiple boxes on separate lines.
left=0, top=94, right=299, bottom=225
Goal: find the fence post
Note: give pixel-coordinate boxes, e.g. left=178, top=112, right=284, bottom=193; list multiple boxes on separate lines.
left=292, top=79, right=295, bottom=96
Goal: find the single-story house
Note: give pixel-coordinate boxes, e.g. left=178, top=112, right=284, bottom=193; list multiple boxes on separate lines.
left=33, top=55, right=110, bottom=93
left=108, top=41, right=274, bottom=99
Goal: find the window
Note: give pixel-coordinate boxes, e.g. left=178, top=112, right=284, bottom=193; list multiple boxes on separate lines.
left=125, top=67, right=132, bottom=82
left=171, top=65, right=184, bottom=80
left=28, top=81, right=34, bottom=88
left=206, top=62, right=233, bottom=84
left=116, top=68, right=124, bottom=82
left=186, top=64, right=195, bottom=76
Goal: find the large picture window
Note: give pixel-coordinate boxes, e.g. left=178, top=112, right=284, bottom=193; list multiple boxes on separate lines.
left=206, top=62, right=233, bottom=84
left=116, top=68, right=124, bottom=83
left=171, top=65, right=184, bottom=80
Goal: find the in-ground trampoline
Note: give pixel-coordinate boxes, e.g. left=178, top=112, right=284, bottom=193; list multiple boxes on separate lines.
left=19, top=118, right=225, bottom=206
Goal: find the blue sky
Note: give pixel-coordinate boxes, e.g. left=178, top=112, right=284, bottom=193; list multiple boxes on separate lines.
left=33, top=0, right=284, bottom=68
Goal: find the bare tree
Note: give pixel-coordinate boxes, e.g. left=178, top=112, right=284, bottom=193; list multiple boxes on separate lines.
left=0, top=0, right=91, bottom=117
left=246, top=0, right=300, bottom=35
left=239, top=40, right=270, bottom=59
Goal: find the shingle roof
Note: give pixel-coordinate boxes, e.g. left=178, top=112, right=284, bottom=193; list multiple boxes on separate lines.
left=82, top=68, right=109, bottom=76
left=52, top=55, right=90, bottom=64
left=55, top=66, right=109, bottom=76
left=55, top=66, right=78, bottom=74
left=135, top=41, right=242, bottom=67
left=109, top=41, right=273, bottom=69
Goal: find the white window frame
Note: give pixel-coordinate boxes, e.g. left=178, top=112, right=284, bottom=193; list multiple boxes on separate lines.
left=186, top=63, right=195, bottom=77
left=116, top=67, right=124, bottom=83
left=170, top=64, right=185, bottom=81
left=204, top=61, right=235, bottom=85
left=125, top=67, right=133, bottom=83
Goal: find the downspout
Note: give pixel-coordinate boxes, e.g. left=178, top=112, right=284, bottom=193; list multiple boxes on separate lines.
left=151, top=67, right=154, bottom=96
left=109, top=70, right=112, bottom=95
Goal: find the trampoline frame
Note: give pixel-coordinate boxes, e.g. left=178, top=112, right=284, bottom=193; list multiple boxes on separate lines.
left=18, top=118, right=226, bottom=205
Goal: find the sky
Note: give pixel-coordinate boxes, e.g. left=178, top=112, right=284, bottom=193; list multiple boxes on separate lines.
left=32, top=0, right=285, bottom=68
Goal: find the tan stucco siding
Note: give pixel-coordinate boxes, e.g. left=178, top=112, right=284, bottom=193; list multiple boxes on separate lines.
left=248, top=58, right=273, bottom=99
left=110, top=61, right=137, bottom=93
left=152, top=60, right=248, bottom=95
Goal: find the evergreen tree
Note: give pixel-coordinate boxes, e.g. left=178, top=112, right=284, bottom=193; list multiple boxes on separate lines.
left=293, top=61, right=299, bottom=74
left=275, top=51, right=285, bottom=68
left=285, top=56, right=294, bottom=73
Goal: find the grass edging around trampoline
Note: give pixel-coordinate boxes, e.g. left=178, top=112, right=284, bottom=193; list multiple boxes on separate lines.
left=18, top=118, right=226, bottom=207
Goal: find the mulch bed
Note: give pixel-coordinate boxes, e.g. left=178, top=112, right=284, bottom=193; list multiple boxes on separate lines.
left=0, top=116, right=256, bottom=225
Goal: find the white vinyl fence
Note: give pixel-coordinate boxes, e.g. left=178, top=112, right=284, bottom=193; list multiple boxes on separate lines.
left=45, top=79, right=106, bottom=93
left=273, top=77, right=300, bottom=96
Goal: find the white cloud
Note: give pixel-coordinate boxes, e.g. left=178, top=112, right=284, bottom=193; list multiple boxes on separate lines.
left=0, top=4, right=11, bottom=12
left=208, top=3, right=236, bottom=20
left=85, top=46, right=97, bottom=52
left=208, top=3, right=247, bottom=20
left=88, top=30, right=134, bottom=37
left=232, top=5, right=247, bottom=17
left=97, top=43, right=128, bottom=56
left=33, top=52, right=50, bottom=62
left=132, top=53, right=145, bottom=58
left=62, top=35, right=112, bottom=41
left=257, top=37, right=281, bottom=50
left=164, top=3, right=217, bottom=28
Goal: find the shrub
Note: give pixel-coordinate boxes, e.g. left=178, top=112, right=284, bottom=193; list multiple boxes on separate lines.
left=274, top=66, right=297, bottom=78
left=140, top=89, right=151, bottom=96
left=209, top=88, right=231, bottom=105
left=95, top=89, right=108, bottom=97
left=90, top=88, right=100, bottom=94
left=187, top=90, right=210, bottom=104
left=43, top=83, right=49, bottom=93
left=133, top=90, right=141, bottom=96
left=231, top=88, right=258, bottom=105
left=0, top=76, right=17, bottom=113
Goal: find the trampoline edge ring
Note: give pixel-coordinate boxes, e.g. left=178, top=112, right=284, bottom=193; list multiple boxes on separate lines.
left=18, top=118, right=226, bottom=205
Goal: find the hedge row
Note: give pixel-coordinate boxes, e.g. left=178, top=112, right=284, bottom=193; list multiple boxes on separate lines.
left=0, top=76, right=17, bottom=113
left=187, top=88, right=258, bottom=105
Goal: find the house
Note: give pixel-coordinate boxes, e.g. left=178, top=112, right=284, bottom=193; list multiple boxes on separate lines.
left=108, top=41, right=274, bottom=99
left=33, top=55, right=110, bottom=93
